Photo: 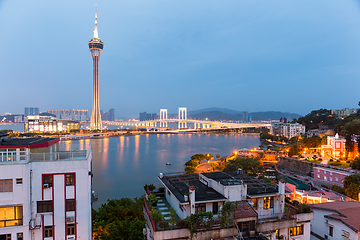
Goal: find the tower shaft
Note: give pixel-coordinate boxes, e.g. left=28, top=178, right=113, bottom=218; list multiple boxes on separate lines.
left=90, top=50, right=102, bottom=130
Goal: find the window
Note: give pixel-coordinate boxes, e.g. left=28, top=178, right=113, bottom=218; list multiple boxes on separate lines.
left=290, top=224, right=304, bottom=236
left=0, top=206, right=23, bottom=228
left=16, top=179, right=22, bottom=185
left=43, top=175, right=52, bottom=188
left=330, top=177, right=332, bottom=181
left=44, top=226, right=53, bottom=237
left=336, top=177, right=338, bottom=181
left=317, top=174, right=320, bottom=178
left=67, top=223, right=75, bottom=235
left=66, top=174, right=75, bottom=186
left=195, top=203, right=206, bottom=213
left=0, top=234, right=11, bottom=240
left=324, top=176, right=327, bottom=181
left=37, top=201, right=53, bottom=213
left=330, top=172, right=332, bottom=175
left=317, top=169, right=320, bottom=172
left=264, top=197, right=274, bottom=209
left=0, top=179, right=13, bottom=192
left=213, top=202, right=218, bottom=214
left=66, top=199, right=75, bottom=211
left=252, top=198, right=257, bottom=210
left=17, top=233, right=23, bottom=240
left=329, top=226, right=333, bottom=237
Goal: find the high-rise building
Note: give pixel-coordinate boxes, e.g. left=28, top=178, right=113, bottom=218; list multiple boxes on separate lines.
left=88, top=11, right=104, bottom=130
left=242, top=111, right=249, bottom=122
left=109, top=108, right=115, bottom=121
left=25, top=107, right=39, bottom=117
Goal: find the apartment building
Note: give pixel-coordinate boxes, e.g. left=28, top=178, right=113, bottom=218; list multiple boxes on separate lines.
left=144, top=171, right=314, bottom=240
left=270, top=123, right=305, bottom=139
left=0, top=137, right=93, bottom=240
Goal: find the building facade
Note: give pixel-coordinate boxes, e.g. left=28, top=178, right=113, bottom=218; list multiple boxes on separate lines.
left=310, top=202, right=360, bottom=240
left=331, top=108, right=357, bottom=118
left=270, top=122, right=305, bottom=139
left=0, top=137, right=93, bottom=240
left=313, top=166, right=353, bottom=187
left=320, top=134, right=347, bottom=159
left=25, top=116, right=80, bottom=133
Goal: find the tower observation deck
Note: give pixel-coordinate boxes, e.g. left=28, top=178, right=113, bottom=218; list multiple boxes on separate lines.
left=88, top=11, right=104, bottom=130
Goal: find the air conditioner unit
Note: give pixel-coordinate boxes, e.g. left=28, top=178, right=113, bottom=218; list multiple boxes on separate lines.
left=66, top=216, right=75, bottom=222
left=43, top=183, right=50, bottom=188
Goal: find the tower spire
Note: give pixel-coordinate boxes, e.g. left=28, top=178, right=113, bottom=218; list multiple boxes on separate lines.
left=93, top=9, right=99, bottom=39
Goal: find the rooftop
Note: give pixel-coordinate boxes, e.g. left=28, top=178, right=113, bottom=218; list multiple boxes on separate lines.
left=0, top=137, right=59, bottom=149
left=159, top=173, right=227, bottom=203
left=310, top=201, right=360, bottom=232
left=202, top=172, right=278, bottom=196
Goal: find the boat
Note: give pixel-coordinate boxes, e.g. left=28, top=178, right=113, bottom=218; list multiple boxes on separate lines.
left=166, top=163, right=172, bottom=165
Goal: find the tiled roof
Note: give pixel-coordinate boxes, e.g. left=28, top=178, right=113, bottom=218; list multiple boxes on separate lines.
left=310, top=202, right=360, bottom=232
left=234, top=201, right=257, bottom=219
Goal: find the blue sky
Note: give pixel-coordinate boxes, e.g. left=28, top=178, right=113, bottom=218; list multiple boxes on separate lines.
left=1, top=0, right=360, bottom=118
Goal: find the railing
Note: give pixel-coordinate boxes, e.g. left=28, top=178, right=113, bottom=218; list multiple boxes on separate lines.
left=30, top=151, right=87, bottom=162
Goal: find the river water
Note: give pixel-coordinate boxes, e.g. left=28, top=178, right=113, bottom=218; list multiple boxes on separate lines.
left=59, top=133, right=260, bottom=208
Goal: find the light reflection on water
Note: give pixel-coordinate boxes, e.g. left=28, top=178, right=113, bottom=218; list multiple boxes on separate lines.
left=59, top=133, right=260, bottom=208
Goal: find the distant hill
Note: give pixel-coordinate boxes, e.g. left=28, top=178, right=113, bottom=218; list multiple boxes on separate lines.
left=187, top=110, right=302, bottom=121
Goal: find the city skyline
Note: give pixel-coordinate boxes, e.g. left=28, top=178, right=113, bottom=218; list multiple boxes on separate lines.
left=1, top=0, right=360, bottom=118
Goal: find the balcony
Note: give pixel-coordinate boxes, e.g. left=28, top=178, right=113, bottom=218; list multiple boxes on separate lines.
left=0, top=149, right=90, bottom=164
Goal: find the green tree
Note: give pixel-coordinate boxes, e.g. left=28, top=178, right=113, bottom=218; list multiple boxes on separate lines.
left=92, top=198, right=145, bottom=240
left=223, top=157, right=264, bottom=176
left=216, top=154, right=221, bottom=160
left=351, top=157, right=360, bottom=170
left=344, top=183, right=359, bottom=200
left=296, top=109, right=339, bottom=130
left=345, top=134, right=355, bottom=160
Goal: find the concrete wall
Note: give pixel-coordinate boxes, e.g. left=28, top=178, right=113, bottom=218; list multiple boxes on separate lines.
left=278, top=158, right=313, bottom=176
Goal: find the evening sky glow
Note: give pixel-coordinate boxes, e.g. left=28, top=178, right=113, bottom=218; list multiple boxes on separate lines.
left=1, top=0, right=360, bottom=118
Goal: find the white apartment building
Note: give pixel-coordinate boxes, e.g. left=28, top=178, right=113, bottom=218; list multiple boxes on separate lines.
left=0, top=137, right=93, bottom=240
left=144, top=171, right=314, bottom=240
left=270, top=122, right=305, bottom=139
left=331, top=108, right=357, bottom=118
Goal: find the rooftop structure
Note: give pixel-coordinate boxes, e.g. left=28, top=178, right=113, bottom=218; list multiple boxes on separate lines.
left=144, top=171, right=314, bottom=240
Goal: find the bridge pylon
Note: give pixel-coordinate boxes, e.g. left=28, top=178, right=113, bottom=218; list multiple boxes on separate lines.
left=178, top=107, right=187, bottom=129
left=160, top=109, right=168, bottom=127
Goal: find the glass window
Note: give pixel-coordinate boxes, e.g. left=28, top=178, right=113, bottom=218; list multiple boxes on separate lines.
left=0, top=179, right=13, bottom=192
left=17, top=233, right=23, bottom=240
left=195, top=203, right=206, bottom=213
left=0, top=206, right=23, bottom=228
left=329, top=226, right=333, bottom=237
left=44, top=226, right=53, bottom=237
left=37, top=201, right=53, bottom=213
left=336, top=177, right=338, bottom=181
left=252, top=198, right=257, bottom=210
left=16, top=179, right=22, bottom=185
left=67, top=223, right=75, bottom=235
left=290, top=224, right=304, bottom=236
left=264, top=197, right=274, bottom=209
left=0, top=234, right=11, bottom=240
left=66, top=199, right=75, bottom=212
left=43, top=175, right=52, bottom=188
left=212, top=202, right=218, bottom=214
left=66, top=174, right=75, bottom=186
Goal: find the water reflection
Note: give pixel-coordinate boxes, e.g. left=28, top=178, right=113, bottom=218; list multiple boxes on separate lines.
left=59, top=133, right=260, bottom=208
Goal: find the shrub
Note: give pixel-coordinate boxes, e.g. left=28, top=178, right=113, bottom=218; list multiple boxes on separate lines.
left=329, top=159, right=334, bottom=162
left=158, top=187, right=165, bottom=193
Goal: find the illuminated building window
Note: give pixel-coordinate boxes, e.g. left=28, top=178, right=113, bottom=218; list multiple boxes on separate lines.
left=252, top=198, right=257, bottom=210
left=324, top=176, right=327, bottom=181
left=66, top=174, right=75, bottom=186
left=43, top=175, right=53, bottom=188
left=0, top=179, right=13, bottom=192
left=0, top=205, right=23, bottom=228
left=290, top=224, right=304, bottom=236
left=264, top=197, right=274, bottom=209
